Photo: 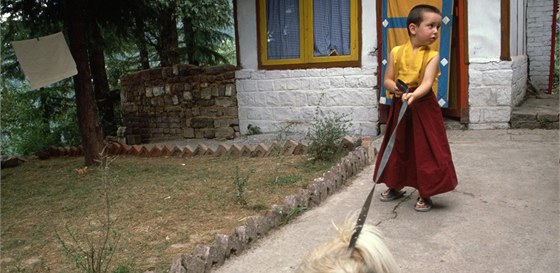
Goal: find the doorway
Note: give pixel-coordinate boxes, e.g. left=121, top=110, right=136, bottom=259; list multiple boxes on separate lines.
left=376, top=0, right=469, bottom=124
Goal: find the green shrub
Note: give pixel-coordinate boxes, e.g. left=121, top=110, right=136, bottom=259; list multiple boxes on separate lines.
left=306, top=108, right=351, bottom=162
left=246, top=124, right=262, bottom=135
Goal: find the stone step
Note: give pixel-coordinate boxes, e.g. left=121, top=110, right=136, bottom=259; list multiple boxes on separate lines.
left=510, top=93, right=559, bottom=129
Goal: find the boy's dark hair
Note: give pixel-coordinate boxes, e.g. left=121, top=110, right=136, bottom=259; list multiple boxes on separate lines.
left=406, top=4, right=441, bottom=36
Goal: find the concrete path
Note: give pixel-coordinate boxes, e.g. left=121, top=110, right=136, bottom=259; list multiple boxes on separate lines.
left=214, top=129, right=559, bottom=273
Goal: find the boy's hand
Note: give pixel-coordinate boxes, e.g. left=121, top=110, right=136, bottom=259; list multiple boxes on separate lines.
left=403, top=93, right=416, bottom=105
left=392, top=89, right=404, bottom=98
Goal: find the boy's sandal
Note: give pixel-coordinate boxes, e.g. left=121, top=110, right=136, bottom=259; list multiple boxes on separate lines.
left=415, top=197, right=433, bottom=212
left=380, top=189, right=406, bottom=202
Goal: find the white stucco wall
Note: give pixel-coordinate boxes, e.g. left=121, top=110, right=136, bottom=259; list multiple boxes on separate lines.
left=526, top=0, right=554, bottom=92
left=235, top=0, right=532, bottom=133
left=467, top=0, right=528, bottom=129
left=235, top=0, right=379, bottom=136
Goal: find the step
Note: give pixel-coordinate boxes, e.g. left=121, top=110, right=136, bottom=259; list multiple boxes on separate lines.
left=511, top=93, right=559, bottom=129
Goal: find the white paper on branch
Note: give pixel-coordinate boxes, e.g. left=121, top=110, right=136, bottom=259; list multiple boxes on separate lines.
left=11, top=32, right=77, bottom=90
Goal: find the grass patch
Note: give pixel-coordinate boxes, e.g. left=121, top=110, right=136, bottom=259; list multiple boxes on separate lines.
left=267, top=175, right=301, bottom=185
left=0, top=155, right=334, bottom=273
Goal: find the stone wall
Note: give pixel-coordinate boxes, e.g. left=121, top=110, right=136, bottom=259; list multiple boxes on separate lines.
left=526, top=0, right=554, bottom=92
left=468, top=56, right=528, bottom=129
left=120, top=64, right=239, bottom=144
left=235, top=67, right=379, bottom=137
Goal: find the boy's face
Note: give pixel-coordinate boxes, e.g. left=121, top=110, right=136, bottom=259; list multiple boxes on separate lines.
left=410, top=11, right=442, bottom=46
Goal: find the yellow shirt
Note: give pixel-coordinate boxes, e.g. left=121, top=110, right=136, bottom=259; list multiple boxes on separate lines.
left=391, top=41, right=439, bottom=90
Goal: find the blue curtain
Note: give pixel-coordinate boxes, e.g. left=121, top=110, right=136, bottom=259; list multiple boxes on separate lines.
left=266, top=0, right=300, bottom=59
left=313, top=0, right=351, bottom=57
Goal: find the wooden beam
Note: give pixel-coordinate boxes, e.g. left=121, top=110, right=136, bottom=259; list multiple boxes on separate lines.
left=500, top=0, right=511, bottom=61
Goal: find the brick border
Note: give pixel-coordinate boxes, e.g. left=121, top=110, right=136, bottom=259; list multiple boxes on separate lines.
left=164, top=136, right=377, bottom=273
left=32, top=136, right=377, bottom=273
left=40, top=135, right=365, bottom=159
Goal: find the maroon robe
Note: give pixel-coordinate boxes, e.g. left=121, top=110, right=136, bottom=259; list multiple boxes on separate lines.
left=373, top=91, right=458, bottom=198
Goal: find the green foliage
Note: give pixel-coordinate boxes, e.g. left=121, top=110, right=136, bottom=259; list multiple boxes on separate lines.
left=1, top=81, right=81, bottom=156
left=267, top=174, right=301, bottom=185
left=177, top=0, right=235, bottom=65
left=269, top=121, right=301, bottom=156
left=283, top=206, right=307, bottom=224
left=306, top=108, right=352, bottom=162
left=233, top=166, right=254, bottom=205
left=0, top=0, right=236, bottom=156
left=247, top=124, right=262, bottom=135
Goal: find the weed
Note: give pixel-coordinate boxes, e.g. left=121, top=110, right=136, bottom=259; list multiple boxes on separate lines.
left=537, top=116, right=553, bottom=128
left=233, top=166, right=254, bottom=205
left=267, top=174, right=301, bottom=185
left=283, top=206, right=308, bottom=224
left=306, top=107, right=351, bottom=162
left=247, top=124, right=262, bottom=135
left=268, top=122, right=299, bottom=156
left=55, top=146, right=121, bottom=273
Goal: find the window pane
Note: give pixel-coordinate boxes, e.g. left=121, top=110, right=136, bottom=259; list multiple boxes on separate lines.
left=266, top=0, right=300, bottom=60
left=313, top=0, right=351, bottom=57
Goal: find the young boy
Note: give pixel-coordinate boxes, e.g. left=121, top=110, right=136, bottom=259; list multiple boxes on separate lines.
left=373, top=4, right=458, bottom=212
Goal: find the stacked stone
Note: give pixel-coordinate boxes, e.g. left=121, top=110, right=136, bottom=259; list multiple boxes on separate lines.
left=468, top=56, right=528, bottom=129
left=120, top=64, right=239, bottom=144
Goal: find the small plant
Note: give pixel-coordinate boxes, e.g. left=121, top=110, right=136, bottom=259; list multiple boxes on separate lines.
left=269, top=121, right=301, bottom=156
left=283, top=206, right=308, bottom=224
left=306, top=107, right=351, bottom=162
left=267, top=174, right=301, bottom=185
left=246, top=124, right=262, bottom=135
left=233, top=166, right=254, bottom=205
left=537, top=116, right=553, bottom=128
left=55, top=146, right=121, bottom=273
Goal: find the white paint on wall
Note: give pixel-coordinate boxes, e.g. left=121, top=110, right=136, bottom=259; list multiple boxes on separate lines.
left=361, top=0, right=378, bottom=68
left=468, top=0, right=501, bottom=62
left=526, top=0, right=553, bottom=92
left=237, top=0, right=258, bottom=70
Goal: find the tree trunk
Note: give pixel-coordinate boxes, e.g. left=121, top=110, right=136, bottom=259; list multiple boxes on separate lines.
left=138, top=38, right=150, bottom=70
left=63, top=0, right=104, bottom=166
left=182, top=16, right=198, bottom=66
left=159, top=7, right=180, bottom=67
left=134, top=13, right=150, bottom=69
left=88, top=20, right=116, bottom=136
